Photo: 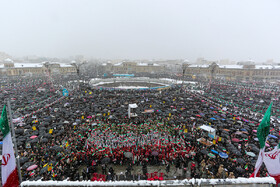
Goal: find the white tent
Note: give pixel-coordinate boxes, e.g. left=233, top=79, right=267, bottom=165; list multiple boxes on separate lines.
left=199, top=125, right=216, bottom=138
left=128, top=103, right=138, bottom=118
left=129, top=104, right=138, bottom=108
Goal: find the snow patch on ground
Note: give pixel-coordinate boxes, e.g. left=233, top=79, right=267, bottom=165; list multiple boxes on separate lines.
left=20, top=177, right=276, bottom=186
left=117, top=86, right=149, bottom=89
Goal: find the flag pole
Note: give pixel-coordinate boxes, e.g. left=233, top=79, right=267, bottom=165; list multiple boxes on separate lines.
left=7, top=99, right=23, bottom=184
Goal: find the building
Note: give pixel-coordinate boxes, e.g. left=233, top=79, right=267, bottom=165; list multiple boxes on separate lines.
left=186, top=62, right=280, bottom=82
left=0, top=52, right=12, bottom=62
left=103, top=61, right=166, bottom=74
left=0, top=59, right=76, bottom=76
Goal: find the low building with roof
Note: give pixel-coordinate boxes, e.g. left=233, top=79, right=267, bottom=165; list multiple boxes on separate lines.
left=0, top=59, right=76, bottom=76
left=103, top=61, right=166, bottom=74
left=186, top=61, right=280, bottom=81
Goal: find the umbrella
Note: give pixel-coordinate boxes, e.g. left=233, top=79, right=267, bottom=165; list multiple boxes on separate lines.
left=101, top=157, right=111, bottom=164
left=20, top=157, right=29, bottom=164
left=124, top=152, right=133, bottom=158
left=236, top=167, right=245, bottom=173
left=50, top=146, right=64, bottom=152
left=34, top=176, right=42, bottom=181
left=49, top=161, right=56, bottom=165
left=43, top=134, right=52, bottom=138
left=251, top=147, right=260, bottom=153
left=221, top=134, right=229, bottom=138
left=218, top=146, right=226, bottom=151
left=200, top=149, right=208, bottom=155
left=219, top=152, right=228, bottom=158
left=246, top=152, right=256, bottom=157
left=232, top=138, right=240, bottom=143
left=40, top=166, right=48, bottom=174
left=240, top=134, right=248, bottom=138
left=30, top=135, right=38, bottom=139
left=235, top=131, right=243, bottom=135
left=233, top=151, right=242, bottom=156
left=151, top=151, right=159, bottom=156
left=15, top=129, right=24, bottom=135
left=30, top=139, right=38, bottom=144
left=236, top=158, right=246, bottom=164
left=27, top=164, right=38, bottom=171
left=22, top=162, right=35, bottom=170
left=211, top=149, right=218, bottom=154
left=251, top=159, right=257, bottom=166
left=208, top=153, right=216, bottom=158
left=268, top=134, right=277, bottom=139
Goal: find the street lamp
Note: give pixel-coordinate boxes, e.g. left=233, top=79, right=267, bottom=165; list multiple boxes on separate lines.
left=182, top=62, right=190, bottom=87
left=71, top=61, right=87, bottom=89
left=209, top=62, right=218, bottom=90
left=44, top=62, right=51, bottom=75
left=43, top=62, right=55, bottom=91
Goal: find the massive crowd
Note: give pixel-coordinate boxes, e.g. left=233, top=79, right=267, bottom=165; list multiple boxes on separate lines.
left=0, top=75, right=280, bottom=182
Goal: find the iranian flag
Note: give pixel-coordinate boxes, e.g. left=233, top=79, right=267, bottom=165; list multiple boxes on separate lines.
left=251, top=102, right=280, bottom=185
left=0, top=106, right=19, bottom=187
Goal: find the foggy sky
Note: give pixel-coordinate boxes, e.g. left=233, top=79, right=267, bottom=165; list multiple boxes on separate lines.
left=1, top=0, right=280, bottom=62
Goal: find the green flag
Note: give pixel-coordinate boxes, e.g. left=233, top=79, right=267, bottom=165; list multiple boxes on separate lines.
left=0, top=105, right=20, bottom=187
left=257, top=102, right=273, bottom=149
left=0, top=105, right=10, bottom=137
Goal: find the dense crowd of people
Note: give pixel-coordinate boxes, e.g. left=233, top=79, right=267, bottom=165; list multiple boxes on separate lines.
left=0, top=75, right=280, bottom=182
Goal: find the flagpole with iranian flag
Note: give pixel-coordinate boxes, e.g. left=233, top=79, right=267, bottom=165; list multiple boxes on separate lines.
left=0, top=102, right=21, bottom=187
left=7, top=100, right=22, bottom=184
left=251, top=102, right=273, bottom=178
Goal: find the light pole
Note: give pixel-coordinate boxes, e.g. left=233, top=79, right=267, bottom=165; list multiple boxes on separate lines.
left=44, top=62, right=54, bottom=91
left=209, top=62, right=218, bottom=90
left=71, top=61, right=87, bottom=90
left=182, top=62, right=190, bottom=88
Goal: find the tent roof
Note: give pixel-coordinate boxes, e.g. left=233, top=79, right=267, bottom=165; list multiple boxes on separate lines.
left=199, top=125, right=216, bottom=132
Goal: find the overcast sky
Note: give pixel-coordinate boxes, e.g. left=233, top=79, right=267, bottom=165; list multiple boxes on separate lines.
left=1, top=0, right=280, bottom=62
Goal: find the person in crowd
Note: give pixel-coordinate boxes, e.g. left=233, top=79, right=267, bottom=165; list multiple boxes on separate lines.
left=2, top=76, right=279, bottom=182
